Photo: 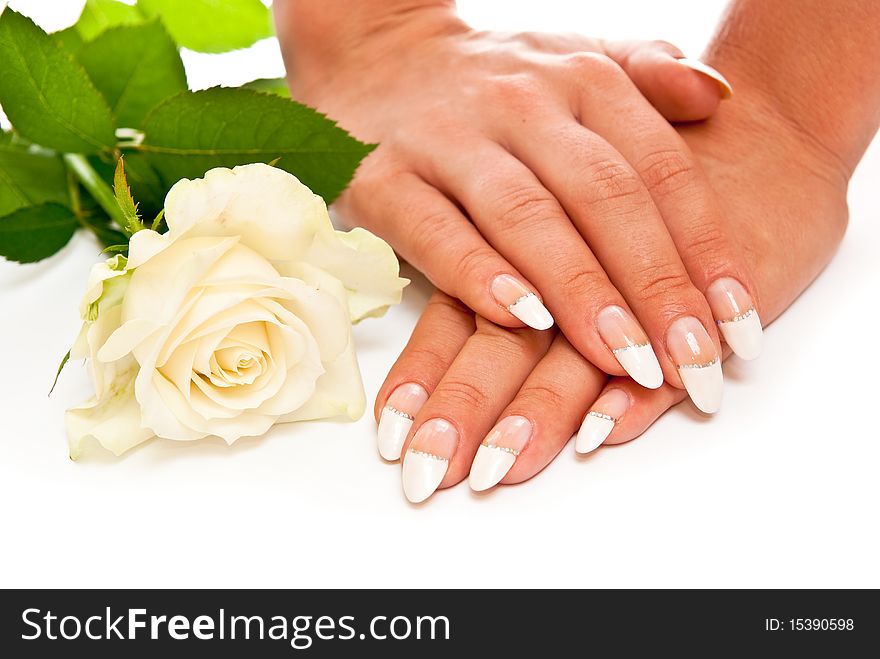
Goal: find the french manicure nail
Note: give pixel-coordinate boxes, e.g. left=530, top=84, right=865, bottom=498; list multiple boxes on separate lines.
left=666, top=316, right=723, bottom=413
left=469, top=415, right=532, bottom=491
left=676, top=57, right=733, bottom=98
left=596, top=305, right=664, bottom=389
left=377, top=383, right=429, bottom=461
left=401, top=418, right=458, bottom=503
left=491, top=274, right=554, bottom=330
left=576, top=389, right=629, bottom=454
left=706, top=278, right=762, bottom=361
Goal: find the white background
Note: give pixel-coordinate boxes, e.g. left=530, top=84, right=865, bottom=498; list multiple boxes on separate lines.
left=1, top=0, right=878, bottom=588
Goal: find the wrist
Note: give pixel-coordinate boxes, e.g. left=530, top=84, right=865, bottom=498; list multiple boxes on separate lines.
left=274, top=0, right=467, bottom=99
left=703, top=0, right=880, bottom=182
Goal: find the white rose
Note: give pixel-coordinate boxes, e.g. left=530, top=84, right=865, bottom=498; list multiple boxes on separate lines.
left=66, top=163, right=408, bottom=458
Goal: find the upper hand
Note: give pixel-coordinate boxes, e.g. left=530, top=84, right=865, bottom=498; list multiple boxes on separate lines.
left=276, top=6, right=757, bottom=411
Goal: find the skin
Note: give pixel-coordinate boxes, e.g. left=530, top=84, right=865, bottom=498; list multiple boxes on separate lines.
left=375, top=0, right=880, bottom=492
left=275, top=0, right=759, bottom=395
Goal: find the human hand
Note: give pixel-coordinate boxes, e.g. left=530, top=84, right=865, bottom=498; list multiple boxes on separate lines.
left=274, top=1, right=760, bottom=413
left=374, top=78, right=850, bottom=500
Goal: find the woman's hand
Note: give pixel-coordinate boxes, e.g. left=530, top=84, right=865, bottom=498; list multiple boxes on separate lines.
left=374, top=75, right=851, bottom=501
left=274, top=0, right=761, bottom=413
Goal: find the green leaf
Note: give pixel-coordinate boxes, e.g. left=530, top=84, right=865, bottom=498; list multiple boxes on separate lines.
left=78, top=20, right=187, bottom=128
left=0, top=203, right=79, bottom=263
left=49, top=350, right=71, bottom=396
left=51, top=26, right=85, bottom=55
left=139, top=88, right=375, bottom=203
left=0, top=10, right=116, bottom=154
left=138, top=0, right=273, bottom=53
left=0, top=133, right=70, bottom=217
left=242, top=78, right=291, bottom=98
left=113, top=157, right=144, bottom=234
left=75, top=0, right=145, bottom=41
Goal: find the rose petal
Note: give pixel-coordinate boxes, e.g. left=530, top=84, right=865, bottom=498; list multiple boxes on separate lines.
left=293, top=227, right=409, bottom=322
left=66, top=363, right=154, bottom=459
left=278, top=333, right=365, bottom=422
left=164, top=164, right=332, bottom=262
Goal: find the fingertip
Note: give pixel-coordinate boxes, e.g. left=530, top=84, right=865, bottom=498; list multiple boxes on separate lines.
left=654, top=57, right=725, bottom=122
left=676, top=58, right=733, bottom=99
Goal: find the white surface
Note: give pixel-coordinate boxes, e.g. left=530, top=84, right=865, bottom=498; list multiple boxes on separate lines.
left=1, top=0, right=879, bottom=589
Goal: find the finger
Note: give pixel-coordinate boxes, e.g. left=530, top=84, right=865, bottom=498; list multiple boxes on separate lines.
left=468, top=334, right=608, bottom=490
left=502, top=105, right=724, bottom=412
left=415, top=138, right=665, bottom=390
left=342, top=166, right=554, bottom=331
left=571, top=60, right=764, bottom=361
left=577, top=345, right=735, bottom=452
left=602, top=39, right=732, bottom=122
left=575, top=378, right=685, bottom=454
left=400, top=318, right=554, bottom=503
left=374, top=291, right=474, bottom=461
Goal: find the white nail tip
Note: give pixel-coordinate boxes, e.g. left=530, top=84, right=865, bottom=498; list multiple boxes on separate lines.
left=402, top=450, right=449, bottom=503
left=613, top=344, right=664, bottom=389
left=678, top=360, right=723, bottom=414
left=575, top=413, right=615, bottom=454
left=508, top=294, right=554, bottom=330
left=377, top=408, right=412, bottom=461
left=469, top=445, right=517, bottom=491
left=718, top=310, right=763, bottom=361
left=677, top=58, right=733, bottom=97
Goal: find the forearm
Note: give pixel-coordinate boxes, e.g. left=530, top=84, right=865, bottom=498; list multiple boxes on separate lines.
left=706, top=0, right=880, bottom=177
left=273, top=0, right=462, bottom=94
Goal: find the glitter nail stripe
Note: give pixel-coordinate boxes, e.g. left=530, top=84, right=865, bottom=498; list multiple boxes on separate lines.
left=384, top=405, right=413, bottom=421
left=717, top=308, right=756, bottom=325
left=481, top=443, right=521, bottom=457
left=587, top=411, right=616, bottom=422
left=678, top=357, right=720, bottom=369
left=507, top=292, right=536, bottom=310
left=407, top=449, right=448, bottom=462
left=612, top=342, right=650, bottom=355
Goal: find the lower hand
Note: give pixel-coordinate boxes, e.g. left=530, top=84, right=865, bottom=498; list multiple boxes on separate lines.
left=374, top=77, right=849, bottom=501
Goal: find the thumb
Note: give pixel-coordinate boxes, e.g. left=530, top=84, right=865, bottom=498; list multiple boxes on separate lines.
left=603, top=40, right=732, bottom=122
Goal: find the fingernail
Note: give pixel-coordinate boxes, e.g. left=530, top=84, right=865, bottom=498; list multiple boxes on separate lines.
left=706, top=278, right=762, bottom=361
left=596, top=305, right=664, bottom=389
left=676, top=58, right=733, bottom=99
left=666, top=316, right=723, bottom=413
left=469, top=415, right=532, bottom=491
left=402, top=418, right=457, bottom=503
left=576, top=389, right=629, bottom=454
left=491, top=274, right=554, bottom=330
left=377, top=383, right=429, bottom=461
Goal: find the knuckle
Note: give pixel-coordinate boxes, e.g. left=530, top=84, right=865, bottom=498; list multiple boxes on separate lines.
left=456, top=243, right=500, bottom=282
left=634, top=262, right=694, bottom=303
left=678, top=222, right=730, bottom=262
left=514, top=382, right=568, bottom=412
left=553, top=262, right=608, bottom=300
left=637, top=149, right=698, bottom=198
left=424, top=294, right=473, bottom=322
left=582, top=159, right=644, bottom=207
left=436, top=378, right=489, bottom=411
left=409, top=209, right=461, bottom=258
left=475, top=320, right=547, bottom=358
left=485, top=74, right=541, bottom=109
left=650, top=39, right=677, bottom=53
left=403, top=345, right=453, bottom=377
left=565, top=51, right=622, bottom=80
left=492, top=185, right=561, bottom=233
